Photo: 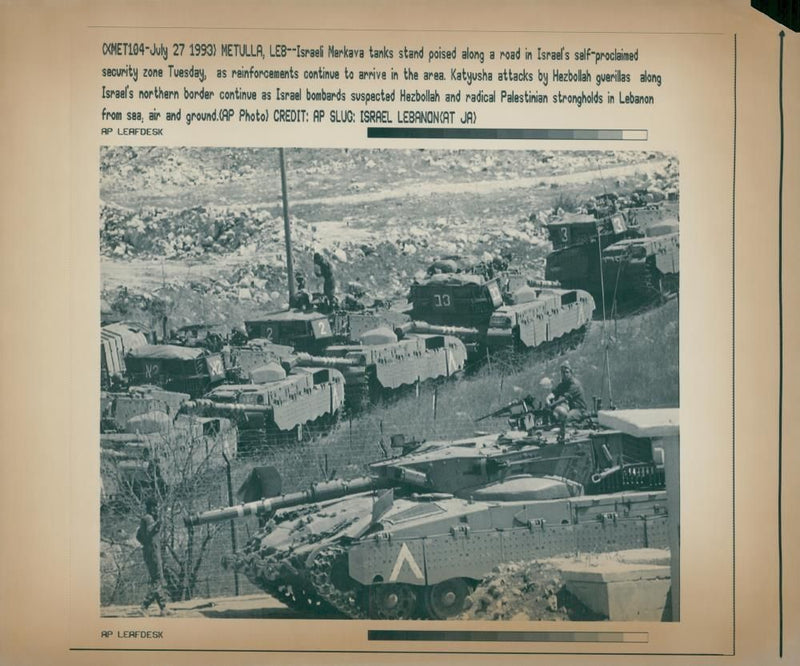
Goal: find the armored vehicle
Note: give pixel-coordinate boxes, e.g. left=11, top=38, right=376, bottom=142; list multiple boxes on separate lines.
left=101, top=413, right=237, bottom=504
left=100, top=322, right=149, bottom=390
left=187, top=410, right=673, bottom=619
left=245, top=310, right=335, bottom=355
left=124, top=344, right=227, bottom=398
left=295, top=332, right=467, bottom=407
left=407, top=272, right=595, bottom=356
left=244, top=309, right=468, bottom=408
left=544, top=197, right=680, bottom=310
left=183, top=364, right=346, bottom=448
left=544, top=210, right=636, bottom=301
left=101, top=385, right=189, bottom=433
left=602, top=221, right=680, bottom=305
left=409, top=272, right=504, bottom=332
left=484, top=285, right=595, bottom=351
left=115, top=340, right=345, bottom=448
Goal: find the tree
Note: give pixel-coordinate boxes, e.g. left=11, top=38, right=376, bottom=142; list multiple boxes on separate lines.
left=100, top=414, right=237, bottom=602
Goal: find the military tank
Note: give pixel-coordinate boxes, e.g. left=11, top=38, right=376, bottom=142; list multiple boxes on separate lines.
left=544, top=197, right=679, bottom=310
left=187, top=411, right=672, bottom=619
left=124, top=344, right=227, bottom=398
left=101, top=410, right=237, bottom=504
left=101, top=385, right=189, bottom=433
left=114, top=339, right=346, bottom=449
left=244, top=309, right=468, bottom=409
left=182, top=359, right=346, bottom=448
left=543, top=209, right=636, bottom=301
left=601, top=220, right=680, bottom=306
left=100, top=322, right=149, bottom=390
left=406, top=270, right=595, bottom=357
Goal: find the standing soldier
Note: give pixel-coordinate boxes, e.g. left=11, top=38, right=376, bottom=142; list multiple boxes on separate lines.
left=135, top=497, right=172, bottom=616
left=313, top=252, right=337, bottom=307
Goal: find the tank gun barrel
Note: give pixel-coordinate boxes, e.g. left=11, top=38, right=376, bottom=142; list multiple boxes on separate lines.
left=184, top=399, right=274, bottom=415
left=526, top=278, right=562, bottom=289
left=294, top=352, right=364, bottom=368
left=395, top=321, right=480, bottom=339
left=185, top=475, right=391, bottom=526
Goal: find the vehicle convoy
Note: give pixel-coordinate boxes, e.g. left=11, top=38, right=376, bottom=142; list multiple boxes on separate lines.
left=244, top=309, right=468, bottom=408
left=406, top=271, right=595, bottom=356
left=187, top=410, right=672, bottom=619
left=544, top=199, right=679, bottom=310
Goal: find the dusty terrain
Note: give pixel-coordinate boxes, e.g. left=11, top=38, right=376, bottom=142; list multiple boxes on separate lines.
left=101, top=148, right=677, bottom=329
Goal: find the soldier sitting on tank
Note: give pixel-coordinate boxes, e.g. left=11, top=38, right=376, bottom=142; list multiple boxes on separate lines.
left=229, top=327, right=248, bottom=347
left=548, top=361, right=588, bottom=424
left=290, top=271, right=312, bottom=311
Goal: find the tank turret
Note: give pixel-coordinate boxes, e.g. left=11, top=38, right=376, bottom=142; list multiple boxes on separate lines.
left=186, top=412, right=671, bottom=619
left=245, top=311, right=334, bottom=355
left=124, top=344, right=227, bottom=398
left=544, top=210, right=635, bottom=298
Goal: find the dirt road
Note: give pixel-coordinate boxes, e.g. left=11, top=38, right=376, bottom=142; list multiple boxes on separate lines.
left=101, top=594, right=319, bottom=619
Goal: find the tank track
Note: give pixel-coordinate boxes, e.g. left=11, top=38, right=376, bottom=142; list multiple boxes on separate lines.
left=307, top=544, right=368, bottom=619
left=234, top=548, right=336, bottom=615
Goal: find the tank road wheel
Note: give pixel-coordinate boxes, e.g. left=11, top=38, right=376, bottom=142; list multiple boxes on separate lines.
left=423, top=578, right=470, bottom=619
left=369, top=583, right=418, bottom=620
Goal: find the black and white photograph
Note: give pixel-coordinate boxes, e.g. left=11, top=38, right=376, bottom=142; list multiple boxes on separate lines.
left=99, top=147, right=679, bottom=621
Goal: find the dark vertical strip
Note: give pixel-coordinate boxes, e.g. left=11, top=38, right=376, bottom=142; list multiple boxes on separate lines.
left=732, top=32, right=738, bottom=657
left=777, top=29, right=785, bottom=659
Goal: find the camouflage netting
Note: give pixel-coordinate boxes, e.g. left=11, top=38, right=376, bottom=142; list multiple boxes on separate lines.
left=459, top=561, right=601, bottom=621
